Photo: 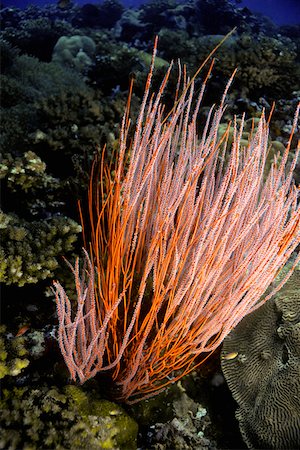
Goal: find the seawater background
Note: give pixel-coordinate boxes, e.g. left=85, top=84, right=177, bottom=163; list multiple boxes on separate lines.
left=2, top=0, right=300, bottom=26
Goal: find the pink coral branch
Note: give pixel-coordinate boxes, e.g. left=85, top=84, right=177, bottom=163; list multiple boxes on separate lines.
left=53, top=40, right=300, bottom=403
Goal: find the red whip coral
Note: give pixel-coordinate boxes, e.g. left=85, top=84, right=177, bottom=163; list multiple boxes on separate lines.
left=53, top=38, right=300, bottom=403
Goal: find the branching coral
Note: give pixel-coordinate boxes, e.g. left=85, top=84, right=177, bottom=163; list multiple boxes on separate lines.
left=0, top=385, right=137, bottom=450
left=53, top=40, right=300, bottom=403
left=0, top=325, right=29, bottom=379
left=0, top=211, right=81, bottom=286
left=0, top=150, right=59, bottom=192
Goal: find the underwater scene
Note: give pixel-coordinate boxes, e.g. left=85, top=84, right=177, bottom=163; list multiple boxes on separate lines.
left=1, top=0, right=300, bottom=449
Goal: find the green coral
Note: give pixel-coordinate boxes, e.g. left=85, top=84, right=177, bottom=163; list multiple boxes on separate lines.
left=0, top=41, right=89, bottom=291
left=158, top=31, right=299, bottom=99
left=0, top=211, right=81, bottom=286
left=0, top=385, right=138, bottom=450
left=0, top=39, right=125, bottom=187
left=0, top=40, right=88, bottom=153
left=34, top=88, right=105, bottom=153
left=0, top=325, right=29, bottom=379
left=0, top=150, right=59, bottom=192
left=2, top=15, right=75, bottom=61
left=236, top=33, right=297, bottom=91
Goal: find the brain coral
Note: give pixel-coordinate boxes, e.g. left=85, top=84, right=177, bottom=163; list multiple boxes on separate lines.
left=221, top=266, right=300, bottom=449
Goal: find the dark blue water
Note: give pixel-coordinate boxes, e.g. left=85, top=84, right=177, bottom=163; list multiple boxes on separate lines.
left=241, top=0, right=300, bottom=26
left=1, top=0, right=300, bottom=25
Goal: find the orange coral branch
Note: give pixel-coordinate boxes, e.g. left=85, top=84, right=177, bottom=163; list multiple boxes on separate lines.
left=53, top=40, right=300, bottom=404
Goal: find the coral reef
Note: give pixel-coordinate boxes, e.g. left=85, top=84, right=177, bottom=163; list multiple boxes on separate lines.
left=0, top=325, right=29, bottom=379
left=146, top=392, right=216, bottom=449
left=0, top=42, right=101, bottom=288
left=0, top=211, right=81, bottom=286
left=0, top=0, right=299, bottom=447
left=0, top=385, right=138, bottom=449
left=1, top=1, right=299, bottom=103
left=52, top=35, right=96, bottom=73
left=185, top=33, right=298, bottom=100
left=1, top=12, right=75, bottom=61
left=72, top=0, right=124, bottom=29
left=0, top=150, right=58, bottom=193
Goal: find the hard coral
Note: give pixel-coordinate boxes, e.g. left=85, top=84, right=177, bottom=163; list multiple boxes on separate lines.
left=0, top=325, right=29, bottom=379
left=0, top=385, right=137, bottom=450
left=0, top=212, right=81, bottom=286
left=52, top=35, right=96, bottom=73
left=222, top=266, right=300, bottom=449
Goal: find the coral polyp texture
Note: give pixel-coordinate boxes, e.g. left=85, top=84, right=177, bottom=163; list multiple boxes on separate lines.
left=221, top=265, right=300, bottom=449
left=53, top=40, right=300, bottom=404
